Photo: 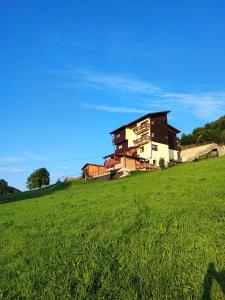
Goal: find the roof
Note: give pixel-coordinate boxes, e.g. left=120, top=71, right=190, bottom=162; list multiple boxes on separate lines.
left=103, top=146, right=139, bottom=159
left=81, top=163, right=105, bottom=170
left=109, top=110, right=171, bottom=134
left=167, top=124, right=181, bottom=133
left=103, top=153, right=115, bottom=159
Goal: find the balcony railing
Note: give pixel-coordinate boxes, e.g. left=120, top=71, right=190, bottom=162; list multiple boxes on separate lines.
left=133, top=122, right=150, bottom=133
left=133, top=135, right=150, bottom=145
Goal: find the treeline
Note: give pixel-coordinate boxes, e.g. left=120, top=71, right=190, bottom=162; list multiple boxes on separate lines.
left=180, top=115, right=225, bottom=146
left=0, top=179, right=21, bottom=196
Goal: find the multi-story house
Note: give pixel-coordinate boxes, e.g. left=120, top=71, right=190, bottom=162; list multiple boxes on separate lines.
left=104, top=111, right=180, bottom=169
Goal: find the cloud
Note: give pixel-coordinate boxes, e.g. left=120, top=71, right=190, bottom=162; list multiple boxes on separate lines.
left=0, top=157, right=23, bottom=163
left=0, top=167, right=26, bottom=173
left=49, top=69, right=225, bottom=120
left=25, top=153, right=43, bottom=161
left=81, top=104, right=148, bottom=113
left=77, top=71, right=161, bottom=94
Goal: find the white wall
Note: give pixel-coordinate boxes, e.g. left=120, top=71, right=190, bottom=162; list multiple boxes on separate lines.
left=150, top=142, right=169, bottom=166
left=169, top=149, right=179, bottom=161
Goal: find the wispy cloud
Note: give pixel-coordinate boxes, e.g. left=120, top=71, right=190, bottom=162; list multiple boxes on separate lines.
left=49, top=69, right=225, bottom=120
left=0, top=153, right=43, bottom=167
left=82, top=104, right=148, bottom=113
left=0, top=167, right=26, bottom=173
left=0, top=156, right=23, bottom=163
left=25, top=153, right=43, bottom=161
left=77, top=71, right=161, bottom=94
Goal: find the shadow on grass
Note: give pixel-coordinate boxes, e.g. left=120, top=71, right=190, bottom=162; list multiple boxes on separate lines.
left=202, top=263, right=225, bottom=299
left=0, top=182, right=72, bottom=205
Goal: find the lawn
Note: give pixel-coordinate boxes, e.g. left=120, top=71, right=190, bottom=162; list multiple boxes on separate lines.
left=1, top=157, right=225, bottom=299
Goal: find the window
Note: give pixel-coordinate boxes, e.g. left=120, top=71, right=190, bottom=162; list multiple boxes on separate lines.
left=116, top=133, right=121, bottom=138
left=151, top=132, right=155, bottom=138
left=151, top=120, right=155, bottom=125
left=140, top=146, right=144, bottom=153
left=118, top=144, right=123, bottom=150
left=152, top=144, right=158, bottom=151
left=153, top=160, right=157, bottom=165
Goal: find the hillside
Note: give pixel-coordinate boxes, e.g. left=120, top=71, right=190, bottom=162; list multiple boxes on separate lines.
left=180, top=115, right=225, bottom=146
left=1, top=157, right=225, bottom=299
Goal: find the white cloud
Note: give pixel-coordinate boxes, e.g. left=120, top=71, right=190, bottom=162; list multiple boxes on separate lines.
left=49, top=69, right=225, bottom=120
left=25, top=153, right=43, bottom=161
left=0, top=157, right=23, bottom=163
left=78, top=71, right=161, bottom=94
left=82, top=104, right=148, bottom=113
left=0, top=167, right=26, bottom=173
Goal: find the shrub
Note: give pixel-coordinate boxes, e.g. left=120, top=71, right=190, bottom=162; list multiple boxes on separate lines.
left=159, top=158, right=165, bottom=169
left=168, top=160, right=177, bottom=168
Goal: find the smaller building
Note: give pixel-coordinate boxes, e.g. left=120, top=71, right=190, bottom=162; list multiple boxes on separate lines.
left=81, top=163, right=108, bottom=179
left=180, top=143, right=225, bottom=162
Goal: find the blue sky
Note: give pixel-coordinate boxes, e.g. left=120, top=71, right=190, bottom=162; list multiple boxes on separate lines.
left=1, top=0, right=225, bottom=190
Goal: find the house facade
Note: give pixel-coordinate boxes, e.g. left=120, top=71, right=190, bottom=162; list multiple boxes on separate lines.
left=104, top=111, right=180, bottom=169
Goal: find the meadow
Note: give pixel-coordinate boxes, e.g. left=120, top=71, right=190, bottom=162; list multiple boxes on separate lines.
left=1, top=157, right=225, bottom=299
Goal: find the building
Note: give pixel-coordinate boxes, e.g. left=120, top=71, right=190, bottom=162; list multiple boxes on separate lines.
left=81, top=163, right=108, bottom=179
left=180, top=143, right=225, bottom=162
left=104, top=111, right=180, bottom=169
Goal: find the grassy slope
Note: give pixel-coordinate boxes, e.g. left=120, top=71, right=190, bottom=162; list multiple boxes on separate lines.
left=1, top=158, right=225, bottom=299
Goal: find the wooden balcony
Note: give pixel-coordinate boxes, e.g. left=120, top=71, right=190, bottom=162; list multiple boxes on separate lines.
left=133, top=135, right=150, bottom=145
left=133, top=122, right=150, bottom=134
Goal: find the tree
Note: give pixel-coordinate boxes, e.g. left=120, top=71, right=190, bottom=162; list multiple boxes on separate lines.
left=0, top=179, right=8, bottom=195
left=27, top=168, right=50, bottom=190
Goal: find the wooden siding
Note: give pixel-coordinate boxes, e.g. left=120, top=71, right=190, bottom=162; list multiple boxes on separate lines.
left=151, top=115, right=169, bottom=145
left=115, top=140, right=128, bottom=153
left=82, top=164, right=108, bottom=178
left=113, top=128, right=126, bottom=144
left=168, top=127, right=177, bottom=150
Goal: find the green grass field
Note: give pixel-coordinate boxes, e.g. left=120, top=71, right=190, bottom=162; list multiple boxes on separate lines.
left=1, top=157, right=225, bottom=299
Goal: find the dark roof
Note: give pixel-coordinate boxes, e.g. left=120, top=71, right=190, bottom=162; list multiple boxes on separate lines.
left=109, top=110, right=171, bottom=134
left=167, top=124, right=181, bottom=133
left=103, top=153, right=115, bottom=159
left=81, top=163, right=105, bottom=170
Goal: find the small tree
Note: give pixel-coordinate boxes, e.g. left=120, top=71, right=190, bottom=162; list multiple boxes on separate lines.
left=0, top=179, right=8, bottom=195
left=27, top=168, right=50, bottom=190
left=159, top=158, right=165, bottom=169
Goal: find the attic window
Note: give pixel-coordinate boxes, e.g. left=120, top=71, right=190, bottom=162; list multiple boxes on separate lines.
left=116, top=133, right=121, bottom=138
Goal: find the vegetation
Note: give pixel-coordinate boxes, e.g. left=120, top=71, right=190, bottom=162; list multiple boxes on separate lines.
left=1, top=157, right=225, bottom=299
left=159, top=157, right=165, bottom=169
left=180, top=115, right=225, bottom=146
left=0, top=179, right=8, bottom=195
left=0, top=179, right=20, bottom=195
left=27, top=168, right=50, bottom=190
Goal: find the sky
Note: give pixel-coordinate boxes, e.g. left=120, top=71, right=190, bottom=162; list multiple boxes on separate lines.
left=1, top=0, right=225, bottom=190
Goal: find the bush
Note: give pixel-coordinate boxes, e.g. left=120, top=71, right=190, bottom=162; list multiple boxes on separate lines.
left=168, top=160, right=177, bottom=168
left=159, top=158, right=165, bottom=169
